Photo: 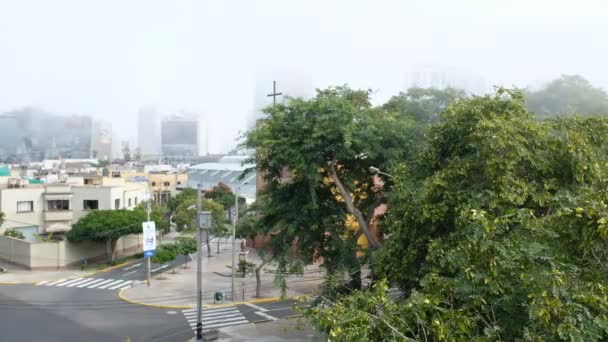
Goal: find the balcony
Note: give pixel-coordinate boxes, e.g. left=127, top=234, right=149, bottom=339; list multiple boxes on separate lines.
left=44, top=210, right=73, bottom=222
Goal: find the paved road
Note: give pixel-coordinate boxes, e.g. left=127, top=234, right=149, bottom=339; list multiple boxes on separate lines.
left=0, top=283, right=193, bottom=342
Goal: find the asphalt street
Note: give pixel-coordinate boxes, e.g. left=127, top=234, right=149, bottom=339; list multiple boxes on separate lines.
left=0, top=254, right=302, bottom=342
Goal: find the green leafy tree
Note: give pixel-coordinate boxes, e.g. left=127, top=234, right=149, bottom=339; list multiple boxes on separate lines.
left=176, top=237, right=197, bottom=267
left=526, top=74, right=608, bottom=119
left=383, top=86, right=468, bottom=123
left=151, top=244, right=177, bottom=267
left=4, top=229, right=25, bottom=240
left=173, top=198, right=226, bottom=257
left=204, top=182, right=236, bottom=210
left=67, top=210, right=145, bottom=263
left=245, top=86, right=415, bottom=289
left=0, top=211, right=4, bottom=228
left=310, top=89, right=608, bottom=341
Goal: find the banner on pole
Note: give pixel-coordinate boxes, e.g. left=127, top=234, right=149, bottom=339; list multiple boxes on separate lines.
left=142, top=221, right=156, bottom=257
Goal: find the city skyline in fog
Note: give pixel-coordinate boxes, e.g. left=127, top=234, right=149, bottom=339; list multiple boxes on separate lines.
left=1, top=0, right=607, bottom=154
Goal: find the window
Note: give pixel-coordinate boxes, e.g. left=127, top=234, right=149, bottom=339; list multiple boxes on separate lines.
left=151, top=182, right=156, bottom=186
left=17, top=201, right=33, bottom=213
left=114, top=199, right=120, bottom=209
left=177, top=181, right=182, bottom=185
left=128, top=198, right=132, bottom=207
left=134, top=197, right=138, bottom=205
left=163, top=181, right=170, bottom=186
left=47, top=200, right=70, bottom=211
left=83, top=200, right=99, bottom=210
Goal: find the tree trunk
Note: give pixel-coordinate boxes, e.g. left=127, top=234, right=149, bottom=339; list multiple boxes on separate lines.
left=110, top=238, right=118, bottom=264
left=255, top=259, right=268, bottom=298
left=206, top=233, right=212, bottom=257
left=217, top=237, right=221, bottom=253
left=326, top=160, right=382, bottom=248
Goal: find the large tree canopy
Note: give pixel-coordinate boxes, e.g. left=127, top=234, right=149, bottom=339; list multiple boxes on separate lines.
left=309, top=89, right=608, bottom=341
left=67, top=209, right=145, bottom=263
left=383, top=86, right=467, bottom=123
left=245, top=86, right=416, bottom=285
left=526, top=74, right=608, bottom=119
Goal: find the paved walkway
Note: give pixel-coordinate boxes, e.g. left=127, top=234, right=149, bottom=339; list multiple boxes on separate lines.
left=186, top=318, right=324, bottom=342
left=121, top=243, right=324, bottom=308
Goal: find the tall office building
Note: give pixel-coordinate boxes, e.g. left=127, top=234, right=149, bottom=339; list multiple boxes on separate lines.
left=0, top=108, right=92, bottom=162
left=137, top=108, right=161, bottom=158
left=161, top=113, right=199, bottom=161
left=404, top=64, right=487, bottom=94
left=92, top=120, right=112, bottom=161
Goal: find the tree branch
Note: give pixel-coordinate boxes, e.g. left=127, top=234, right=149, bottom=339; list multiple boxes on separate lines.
left=326, top=159, right=382, bottom=249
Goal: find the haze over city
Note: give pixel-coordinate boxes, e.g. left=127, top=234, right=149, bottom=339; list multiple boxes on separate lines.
left=1, top=0, right=607, bottom=154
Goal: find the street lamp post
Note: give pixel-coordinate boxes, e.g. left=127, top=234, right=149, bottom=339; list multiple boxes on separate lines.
left=196, top=182, right=212, bottom=341
left=368, top=166, right=393, bottom=178
left=231, top=174, right=255, bottom=301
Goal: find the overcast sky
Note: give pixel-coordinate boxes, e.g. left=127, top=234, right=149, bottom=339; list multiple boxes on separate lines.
left=1, top=0, right=607, bottom=154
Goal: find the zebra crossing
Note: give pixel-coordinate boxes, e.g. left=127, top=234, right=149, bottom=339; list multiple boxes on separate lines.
left=182, top=307, right=250, bottom=333
left=35, top=277, right=133, bottom=290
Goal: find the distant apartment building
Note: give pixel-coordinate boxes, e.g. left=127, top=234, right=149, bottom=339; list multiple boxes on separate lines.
left=0, top=175, right=148, bottom=240
left=108, top=164, right=187, bottom=204
left=137, top=108, right=161, bottom=158
left=0, top=108, right=93, bottom=163
left=161, top=114, right=199, bottom=162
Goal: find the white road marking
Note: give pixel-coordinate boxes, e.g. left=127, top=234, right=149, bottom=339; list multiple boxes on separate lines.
left=36, top=280, right=51, bottom=285
left=254, top=311, right=278, bottom=321
left=245, top=303, right=268, bottom=312
left=122, top=263, right=142, bottom=271
left=97, top=279, right=124, bottom=289
left=182, top=308, right=197, bottom=313
left=151, top=265, right=169, bottom=272
left=108, top=280, right=132, bottom=290
left=122, top=270, right=138, bottom=277
left=77, top=278, right=105, bottom=288
left=66, top=278, right=96, bottom=287
left=55, top=278, right=84, bottom=287
left=203, top=320, right=249, bottom=330
left=184, top=309, right=239, bottom=318
left=119, top=283, right=133, bottom=290
left=87, top=279, right=115, bottom=289
left=187, top=313, right=241, bottom=323
left=44, top=279, right=67, bottom=286
left=167, top=311, right=177, bottom=315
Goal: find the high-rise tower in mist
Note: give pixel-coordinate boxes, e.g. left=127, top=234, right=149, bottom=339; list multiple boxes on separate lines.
left=138, top=108, right=161, bottom=158
left=161, top=113, right=199, bottom=161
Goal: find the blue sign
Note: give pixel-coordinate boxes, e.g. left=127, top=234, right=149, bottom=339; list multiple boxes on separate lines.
left=144, top=250, right=156, bottom=257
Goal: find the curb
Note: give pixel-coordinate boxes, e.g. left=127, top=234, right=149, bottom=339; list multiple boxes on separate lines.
left=117, top=288, right=286, bottom=310
left=118, top=288, right=195, bottom=310
left=0, top=281, right=36, bottom=285
left=83, top=261, right=130, bottom=277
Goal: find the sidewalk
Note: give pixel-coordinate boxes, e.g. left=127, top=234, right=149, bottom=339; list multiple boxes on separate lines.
left=187, top=317, right=325, bottom=341
left=120, top=243, right=324, bottom=308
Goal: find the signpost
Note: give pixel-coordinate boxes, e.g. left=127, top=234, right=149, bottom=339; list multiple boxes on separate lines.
left=142, top=221, right=156, bottom=286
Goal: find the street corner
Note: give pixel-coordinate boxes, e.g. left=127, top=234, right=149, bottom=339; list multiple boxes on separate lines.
left=117, top=286, right=195, bottom=310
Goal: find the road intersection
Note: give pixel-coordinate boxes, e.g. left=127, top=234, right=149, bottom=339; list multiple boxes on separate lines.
left=0, top=257, right=301, bottom=342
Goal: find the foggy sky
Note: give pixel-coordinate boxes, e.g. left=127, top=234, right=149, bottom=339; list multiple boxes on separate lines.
left=1, top=0, right=607, bottom=154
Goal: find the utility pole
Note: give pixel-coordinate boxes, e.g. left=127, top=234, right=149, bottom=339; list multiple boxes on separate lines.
left=231, top=186, right=238, bottom=300
left=146, top=197, right=151, bottom=287
left=196, top=183, right=203, bottom=340
left=266, top=80, right=282, bottom=107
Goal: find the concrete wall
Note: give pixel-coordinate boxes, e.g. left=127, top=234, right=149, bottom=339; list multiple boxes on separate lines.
left=0, top=187, right=45, bottom=234
left=0, top=234, right=142, bottom=270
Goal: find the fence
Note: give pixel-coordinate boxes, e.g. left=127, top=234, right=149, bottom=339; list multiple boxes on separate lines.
left=0, top=234, right=142, bottom=270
